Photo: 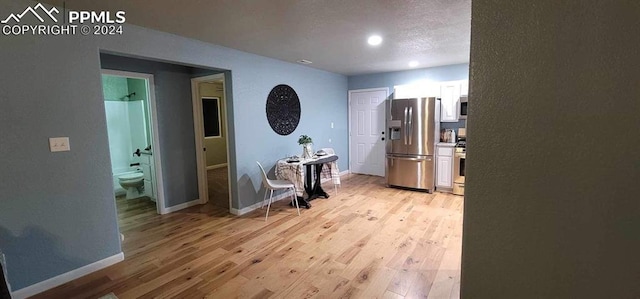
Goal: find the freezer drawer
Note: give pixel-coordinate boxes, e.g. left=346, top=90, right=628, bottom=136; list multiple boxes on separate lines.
left=386, top=155, right=434, bottom=192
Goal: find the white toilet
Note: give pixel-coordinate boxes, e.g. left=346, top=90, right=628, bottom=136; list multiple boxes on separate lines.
left=118, top=172, right=144, bottom=199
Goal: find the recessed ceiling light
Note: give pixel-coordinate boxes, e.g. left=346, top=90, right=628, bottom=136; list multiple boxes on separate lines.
left=409, top=61, right=419, bottom=67
left=367, top=35, right=382, bottom=46
left=296, top=59, right=313, bottom=64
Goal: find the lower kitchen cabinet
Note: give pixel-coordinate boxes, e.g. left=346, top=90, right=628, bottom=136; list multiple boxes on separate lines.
left=436, top=145, right=454, bottom=190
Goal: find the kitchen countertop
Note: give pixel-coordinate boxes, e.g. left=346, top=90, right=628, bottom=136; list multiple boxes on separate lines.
left=437, top=142, right=457, bottom=147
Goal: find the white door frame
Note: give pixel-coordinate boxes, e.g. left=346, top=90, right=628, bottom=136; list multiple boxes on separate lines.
left=191, top=74, right=232, bottom=210
left=347, top=87, right=389, bottom=176
left=101, top=69, right=167, bottom=215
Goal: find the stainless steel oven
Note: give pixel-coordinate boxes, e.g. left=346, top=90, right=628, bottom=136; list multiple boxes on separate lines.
left=453, top=148, right=465, bottom=195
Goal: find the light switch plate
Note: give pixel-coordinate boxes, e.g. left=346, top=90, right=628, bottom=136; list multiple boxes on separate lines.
left=49, top=137, right=70, bottom=152
left=330, top=122, right=334, bottom=129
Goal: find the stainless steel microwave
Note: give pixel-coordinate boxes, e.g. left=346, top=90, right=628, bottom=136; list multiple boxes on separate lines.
left=459, top=96, right=468, bottom=119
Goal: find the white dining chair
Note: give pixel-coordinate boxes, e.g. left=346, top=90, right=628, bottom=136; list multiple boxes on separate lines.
left=320, top=148, right=340, bottom=195
left=320, top=148, right=335, bottom=155
left=256, top=161, right=300, bottom=221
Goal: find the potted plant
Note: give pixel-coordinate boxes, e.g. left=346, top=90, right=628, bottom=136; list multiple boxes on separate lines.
left=298, top=135, right=313, bottom=158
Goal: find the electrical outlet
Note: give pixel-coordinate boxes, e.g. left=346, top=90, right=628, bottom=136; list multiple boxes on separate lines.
left=49, top=137, right=70, bottom=152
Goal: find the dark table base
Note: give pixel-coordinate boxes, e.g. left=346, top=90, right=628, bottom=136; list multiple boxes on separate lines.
left=293, top=196, right=312, bottom=209
left=290, top=155, right=337, bottom=209
left=292, top=192, right=329, bottom=209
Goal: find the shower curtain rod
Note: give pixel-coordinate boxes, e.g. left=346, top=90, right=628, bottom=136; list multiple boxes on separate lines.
left=104, top=92, right=142, bottom=102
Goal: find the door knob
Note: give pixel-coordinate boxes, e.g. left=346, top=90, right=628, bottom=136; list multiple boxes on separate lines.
left=381, top=137, right=385, bottom=141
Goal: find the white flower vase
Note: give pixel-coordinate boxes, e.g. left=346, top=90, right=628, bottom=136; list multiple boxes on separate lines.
left=302, top=143, right=313, bottom=159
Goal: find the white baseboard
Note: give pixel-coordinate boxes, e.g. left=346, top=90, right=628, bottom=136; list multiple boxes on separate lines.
left=164, top=198, right=202, bottom=213
left=230, top=170, right=350, bottom=216
left=206, top=163, right=228, bottom=170
left=230, top=190, right=295, bottom=216
left=11, top=252, right=124, bottom=299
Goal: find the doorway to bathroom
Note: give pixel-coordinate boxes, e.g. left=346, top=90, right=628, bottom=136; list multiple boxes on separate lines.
left=191, top=74, right=231, bottom=211
left=101, top=70, right=166, bottom=216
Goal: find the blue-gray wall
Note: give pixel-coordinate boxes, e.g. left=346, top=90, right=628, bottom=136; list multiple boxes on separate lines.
left=0, top=0, right=347, bottom=291
left=348, top=63, right=470, bottom=131
left=348, top=63, right=469, bottom=91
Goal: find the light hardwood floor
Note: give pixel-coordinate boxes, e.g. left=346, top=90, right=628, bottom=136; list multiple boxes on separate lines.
left=33, top=174, right=463, bottom=299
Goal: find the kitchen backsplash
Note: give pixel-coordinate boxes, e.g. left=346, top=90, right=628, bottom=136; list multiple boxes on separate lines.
left=440, top=119, right=467, bottom=142
left=441, top=119, right=466, bottom=134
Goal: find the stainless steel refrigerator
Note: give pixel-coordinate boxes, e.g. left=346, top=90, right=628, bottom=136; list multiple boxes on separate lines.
left=386, top=97, right=439, bottom=192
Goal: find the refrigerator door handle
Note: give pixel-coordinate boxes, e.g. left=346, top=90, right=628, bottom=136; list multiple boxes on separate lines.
left=403, top=107, right=409, bottom=145
left=408, top=106, right=413, bottom=145
left=388, top=156, right=432, bottom=162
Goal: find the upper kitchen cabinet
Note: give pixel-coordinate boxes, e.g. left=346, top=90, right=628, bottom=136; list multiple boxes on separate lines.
left=394, top=80, right=468, bottom=122
left=394, top=82, right=440, bottom=99
left=440, top=81, right=461, bottom=122
left=460, top=79, right=469, bottom=96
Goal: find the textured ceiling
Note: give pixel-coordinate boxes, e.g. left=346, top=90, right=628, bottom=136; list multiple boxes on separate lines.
left=44, top=0, right=471, bottom=75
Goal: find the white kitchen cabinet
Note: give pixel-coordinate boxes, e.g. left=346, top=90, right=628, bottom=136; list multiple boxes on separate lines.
left=394, top=82, right=441, bottom=99
left=460, top=79, right=469, bottom=96
left=440, top=82, right=460, bottom=122
left=436, top=145, right=454, bottom=190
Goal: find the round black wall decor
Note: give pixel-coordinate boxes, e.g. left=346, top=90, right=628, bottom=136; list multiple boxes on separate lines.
left=266, top=84, right=301, bottom=135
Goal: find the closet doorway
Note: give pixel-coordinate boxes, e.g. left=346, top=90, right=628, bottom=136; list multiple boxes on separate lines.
left=191, top=74, right=231, bottom=210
